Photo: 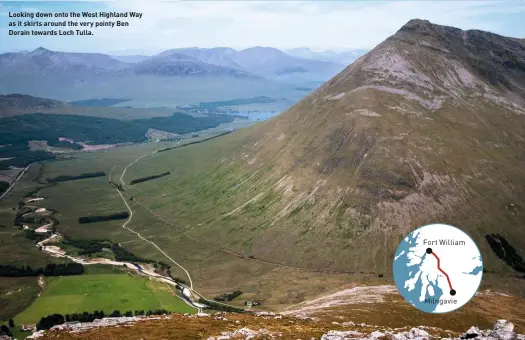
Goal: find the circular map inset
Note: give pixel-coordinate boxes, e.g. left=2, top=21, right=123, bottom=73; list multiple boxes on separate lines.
left=393, top=223, right=483, bottom=313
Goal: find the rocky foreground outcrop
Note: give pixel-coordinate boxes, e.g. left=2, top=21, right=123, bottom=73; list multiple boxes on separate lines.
left=27, top=316, right=168, bottom=338
left=31, top=312, right=525, bottom=340
left=207, top=320, right=525, bottom=340
left=319, top=320, right=524, bottom=340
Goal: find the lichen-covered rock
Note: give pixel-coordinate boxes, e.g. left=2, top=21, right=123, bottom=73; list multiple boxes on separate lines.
left=369, top=331, right=386, bottom=339
left=451, top=319, right=522, bottom=340
left=208, top=327, right=279, bottom=340
left=490, top=320, right=515, bottom=340
left=320, top=330, right=366, bottom=340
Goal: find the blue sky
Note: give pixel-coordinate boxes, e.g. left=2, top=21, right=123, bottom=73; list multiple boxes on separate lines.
left=1, top=1, right=524, bottom=55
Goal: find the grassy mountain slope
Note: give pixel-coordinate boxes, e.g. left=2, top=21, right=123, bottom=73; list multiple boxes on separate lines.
left=0, top=94, right=66, bottom=110
left=125, top=19, right=525, bottom=276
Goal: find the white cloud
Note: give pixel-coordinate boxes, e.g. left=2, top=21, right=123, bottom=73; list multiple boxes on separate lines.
left=3, top=0, right=525, bottom=54
left=93, top=0, right=524, bottom=54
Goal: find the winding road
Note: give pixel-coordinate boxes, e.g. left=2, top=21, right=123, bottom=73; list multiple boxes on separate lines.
left=112, top=143, right=243, bottom=312
left=114, top=175, right=195, bottom=290
left=113, top=145, right=196, bottom=290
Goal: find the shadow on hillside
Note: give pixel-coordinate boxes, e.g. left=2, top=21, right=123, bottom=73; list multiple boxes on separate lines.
left=485, top=233, right=525, bottom=273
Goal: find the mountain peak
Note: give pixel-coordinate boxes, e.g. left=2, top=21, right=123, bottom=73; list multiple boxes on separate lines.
left=32, top=47, right=51, bottom=53
left=399, top=18, right=432, bottom=31
left=394, top=18, right=464, bottom=40
left=196, top=21, right=525, bottom=276
left=209, top=47, right=237, bottom=53
left=243, top=46, right=284, bottom=55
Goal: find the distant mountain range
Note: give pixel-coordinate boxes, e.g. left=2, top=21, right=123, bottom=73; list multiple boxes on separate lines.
left=0, top=46, right=359, bottom=105
left=0, top=47, right=124, bottom=74
left=156, top=47, right=243, bottom=71
left=129, top=53, right=254, bottom=78
left=0, top=47, right=251, bottom=78
left=152, top=46, right=347, bottom=78
left=0, top=46, right=351, bottom=78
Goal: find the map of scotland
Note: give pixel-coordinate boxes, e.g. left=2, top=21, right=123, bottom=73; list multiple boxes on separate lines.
left=393, top=224, right=483, bottom=313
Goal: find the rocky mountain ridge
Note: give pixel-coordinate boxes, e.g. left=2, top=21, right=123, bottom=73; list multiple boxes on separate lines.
left=137, top=18, right=525, bottom=278
left=225, top=18, right=525, bottom=272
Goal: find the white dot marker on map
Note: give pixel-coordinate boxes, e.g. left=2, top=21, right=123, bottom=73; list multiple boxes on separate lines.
left=393, top=223, right=483, bottom=313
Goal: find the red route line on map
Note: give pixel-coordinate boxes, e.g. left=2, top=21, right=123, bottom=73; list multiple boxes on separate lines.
left=431, top=252, right=453, bottom=290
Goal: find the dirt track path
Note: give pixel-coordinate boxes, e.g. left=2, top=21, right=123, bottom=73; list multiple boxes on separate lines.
left=113, top=144, right=243, bottom=312
left=115, top=147, right=195, bottom=291
left=114, top=183, right=195, bottom=290
left=119, top=154, right=149, bottom=187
